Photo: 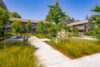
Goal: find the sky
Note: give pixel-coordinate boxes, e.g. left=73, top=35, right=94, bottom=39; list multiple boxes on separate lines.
left=3, top=0, right=100, bottom=21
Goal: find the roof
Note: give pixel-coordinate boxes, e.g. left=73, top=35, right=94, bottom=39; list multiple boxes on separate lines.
left=10, top=18, right=40, bottom=24
left=5, top=25, right=11, bottom=28
left=10, top=18, right=89, bottom=26
left=68, top=20, right=88, bottom=26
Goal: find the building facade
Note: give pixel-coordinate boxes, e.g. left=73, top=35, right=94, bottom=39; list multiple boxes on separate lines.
left=68, top=20, right=89, bottom=35
left=5, top=18, right=39, bottom=33
left=5, top=18, right=89, bottom=34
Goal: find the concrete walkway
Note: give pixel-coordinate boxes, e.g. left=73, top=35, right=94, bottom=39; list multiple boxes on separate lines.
left=73, top=36, right=98, bottom=41
left=29, top=36, right=71, bottom=67
left=29, top=36, right=100, bottom=67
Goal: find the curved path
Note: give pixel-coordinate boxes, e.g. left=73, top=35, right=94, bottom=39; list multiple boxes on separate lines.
left=29, top=36, right=100, bottom=67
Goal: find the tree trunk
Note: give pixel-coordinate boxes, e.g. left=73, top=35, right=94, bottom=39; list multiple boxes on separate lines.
left=23, top=33, right=26, bottom=42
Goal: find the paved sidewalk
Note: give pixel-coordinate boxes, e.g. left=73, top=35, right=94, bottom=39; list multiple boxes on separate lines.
left=73, top=36, right=98, bottom=41
left=29, top=36, right=100, bottom=67
left=29, top=36, right=71, bottom=67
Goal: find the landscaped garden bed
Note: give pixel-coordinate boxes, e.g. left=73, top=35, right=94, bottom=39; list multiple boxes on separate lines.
left=0, top=41, right=39, bottom=67
left=45, top=38, right=100, bottom=59
left=25, top=33, right=52, bottom=39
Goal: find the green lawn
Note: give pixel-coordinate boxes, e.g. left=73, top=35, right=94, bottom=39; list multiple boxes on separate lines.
left=0, top=41, right=40, bottom=67
left=47, top=38, right=100, bottom=58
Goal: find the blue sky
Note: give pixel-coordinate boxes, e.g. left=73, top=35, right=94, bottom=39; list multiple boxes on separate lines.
left=3, top=0, right=100, bottom=21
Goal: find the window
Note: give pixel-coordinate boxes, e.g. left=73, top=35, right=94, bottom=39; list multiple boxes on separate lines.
left=31, top=23, right=36, bottom=26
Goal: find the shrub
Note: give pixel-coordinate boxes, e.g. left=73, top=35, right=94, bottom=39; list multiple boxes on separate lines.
left=68, top=34, right=80, bottom=37
left=45, top=34, right=52, bottom=38
left=68, top=34, right=73, bottom=37
left=4, top=34, right=14, bottom=39
left=57, top=29, right=69, bottom=39
left=73, top=34, right=80, bottom=37
left=84, top=31, right=92, bottom=36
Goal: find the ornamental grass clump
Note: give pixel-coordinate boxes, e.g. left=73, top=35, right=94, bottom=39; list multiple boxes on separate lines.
left=0, top=41, right=40, bottom=67
left=65, top=44, right=82, bottom=57
left=47, top=38, right=100, bottom=58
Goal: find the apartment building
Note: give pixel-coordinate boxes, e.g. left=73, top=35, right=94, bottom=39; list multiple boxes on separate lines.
left=68, top=20, right=88, bottom=34
left=5, top=18, right=89, bottom=34
left=5, top=18, right=39, bottom=33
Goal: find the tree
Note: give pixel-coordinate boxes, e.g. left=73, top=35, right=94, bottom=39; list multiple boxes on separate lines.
left=66, top=17, right=71, bottom=24
left=26, top=20, right=32, bottom=33
left=10, top=12, right=21, bottom=18
left=45, top=0, right=68, bottom=24
left=65, top=17, right=75, bottom=24
left=47, top=24, right=59, bottom=37
left=44, top=22, right=59, bottom=36
left=61, top=12, right=68, bottom=24
left=0, top=0, right=7, bottom=9
left=0, top=8, right=9, bottom=26
left=92, top=27, right=100, bottom=41
left=57, top=24, right=71, bottom=32
left=44, top=22, right=53, bottom=33
left=71, top=18, right=75, bottom=23
left=73, top=26, right=79, bottom=34
left=85, top=15, right=89, bottom=20
left=11, top=20, right=23, bottom=36
left=91, top=5, right=100, bottom=13
left=0, top=27, right=4, bottom=37
left=36, top=21, right=45, bottom=34
left=88, top=5, right=100, bottom=40
left=88, top=19, right=95, bottom=31
left=0, top=7, right=9, bottom=37
left=44, top=21, right=71, bottom=37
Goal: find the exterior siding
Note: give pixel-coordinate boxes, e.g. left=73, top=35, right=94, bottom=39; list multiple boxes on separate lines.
left=5, top=18, right=39, bottom=33
left=5, top=18, right=89, bottom=34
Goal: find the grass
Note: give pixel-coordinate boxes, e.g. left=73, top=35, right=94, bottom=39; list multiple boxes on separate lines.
left=0, top=41, right=40, bottom=67
left=46, top=38, right=100, bottom=58
left=25, top=33, right=51, bottom=38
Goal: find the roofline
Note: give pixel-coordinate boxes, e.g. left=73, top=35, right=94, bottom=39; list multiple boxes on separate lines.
left=10, top=18, right=89, bottom=25
left=10, top=18, right=40, bottom=24
left=68, top=20, right=89, bottom=26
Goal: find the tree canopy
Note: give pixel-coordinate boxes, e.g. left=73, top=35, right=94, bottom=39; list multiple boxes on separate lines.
left=26, top=20, right=32, bottom=32
left=0, top=7, right=9, bottom=37
left=11, top=20, right=23, bottom=33
left=73, top=26, right=79, bottom=34
left=91, top=5, right=100, bottom=13
left=10, top=12, right=21, bottom=18
left=88, top=5, right=100, bottom=40
left=0, top=0, right=7, bottom=9
left=0, top=7, right=9, bottom=26
left=36, top=21, right=45, bottom=34
left=45, top=0, right=68, bottom=24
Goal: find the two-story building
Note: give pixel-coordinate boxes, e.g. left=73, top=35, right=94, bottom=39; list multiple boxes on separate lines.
left=5, top=18, right=89, bottom=35
left=68, top=20, right=89, bottom=35
left=5, top=18, right=40, bottom=33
